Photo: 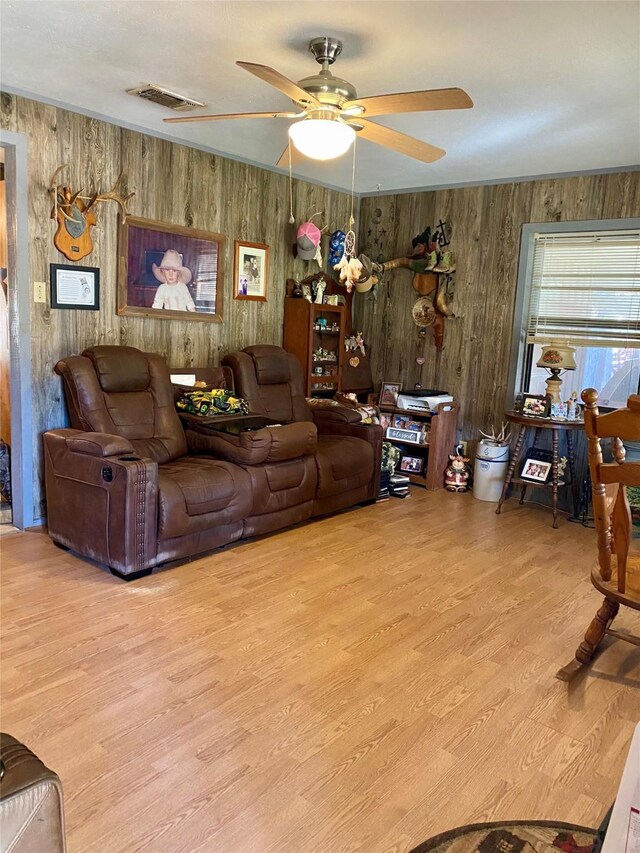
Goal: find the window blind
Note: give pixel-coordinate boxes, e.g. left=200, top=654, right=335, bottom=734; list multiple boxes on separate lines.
left=526, top=230, right=640, bottom=348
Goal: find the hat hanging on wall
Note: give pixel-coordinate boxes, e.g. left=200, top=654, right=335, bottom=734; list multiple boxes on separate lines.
left=297, top=221, right=322, bottom=262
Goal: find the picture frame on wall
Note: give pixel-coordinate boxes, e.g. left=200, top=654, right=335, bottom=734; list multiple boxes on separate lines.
left=117, top=216, right=224, bottom=322
left=50, top=264, right=99, bottom=310
left=233, top=240, right=269, bottom=302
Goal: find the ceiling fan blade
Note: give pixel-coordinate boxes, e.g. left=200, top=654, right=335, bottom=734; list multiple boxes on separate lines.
left=164, top=111, right=300, bottom=124
left=236, top=61, right=320, bottom=108
left=353, top=119, right=446, bottom=163
left=276, top=142, right=303, bottom=168
left=342, top=88, right=473, bottom=118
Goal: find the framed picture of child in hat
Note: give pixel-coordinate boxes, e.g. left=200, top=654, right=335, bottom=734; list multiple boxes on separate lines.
left=118, top=216, right=225, bottom=322
left=233, top=240, right=269, bottom=302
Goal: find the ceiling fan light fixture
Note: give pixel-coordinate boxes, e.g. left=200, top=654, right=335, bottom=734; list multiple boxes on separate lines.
left=288, top=119, right=355, bottom=161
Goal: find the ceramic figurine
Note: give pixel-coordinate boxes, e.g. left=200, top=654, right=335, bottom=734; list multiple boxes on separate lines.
left=444, top=448, right=471, bottom=492
left=567, top=390, right=581, bottom=420
left=314, top=280, right=326, bottom=304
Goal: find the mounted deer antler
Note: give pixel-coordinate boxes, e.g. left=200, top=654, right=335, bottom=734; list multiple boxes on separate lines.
left=48, top=165, right=135, bottom=261
left=83, top=172, right=135, bottom=221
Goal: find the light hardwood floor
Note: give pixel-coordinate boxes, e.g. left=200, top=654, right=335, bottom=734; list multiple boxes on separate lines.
left=1, top=490, right=638, bottom=853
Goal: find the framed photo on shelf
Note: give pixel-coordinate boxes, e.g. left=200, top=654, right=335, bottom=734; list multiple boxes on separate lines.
left=380, top=412, right=392, bottom=431
left=519, top=447, right=553, bottom=484
left=117, top=216, right=224, bottom=322
left=50, top=264, right=99, bottom=310
left=550, top=401, right=568, bottom=420
left=400, top=455, right=424, bottom=474
left=521, top=394, right=549, bottom=417
left=233, top=240, right=269, bottom=301
left=380, top=381, right=401, bottom=407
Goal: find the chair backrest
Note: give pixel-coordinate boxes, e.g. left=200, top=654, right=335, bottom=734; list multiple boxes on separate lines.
left=55, top=345, right=188, bottom=463
left=223, top=345, right=312, bottom=424
left=582, top=388, right=640, bottom=599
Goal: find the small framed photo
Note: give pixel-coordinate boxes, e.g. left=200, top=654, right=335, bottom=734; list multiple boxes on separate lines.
left=519, top=447, right=553, bottom=484
left=380, top=412, right=392, bottom=431
left=380, top=381, right=401, bottom=408
left=234, top=240, right=269, bottom=301
left=400, top=455, right=424, bottom=474
left=50, top=264, right=99, bottom=310
left=550, top=401, right=568, bottom=420
left=522, top=394, right=549, bottom=417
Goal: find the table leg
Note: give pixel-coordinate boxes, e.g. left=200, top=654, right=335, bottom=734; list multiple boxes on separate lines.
left=566, top=430, right=579, bottom=519
left=552, top=428, right=559, bottom=528
left=532, top=427, right=542, bottom=449
left=519, top=483, right=527, bottom=504
left=496, top=424, right=526, bottom=515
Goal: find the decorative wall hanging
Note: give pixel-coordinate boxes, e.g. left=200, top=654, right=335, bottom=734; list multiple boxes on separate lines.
left=49, top=264, right=99, bottom=310
left=49, top=165, right=134, bottom=262
left=375, top=221, right=457, bottom=349
left=117, top=216, right=224, bottom=323
left=233, top=241, right=269, bottom=301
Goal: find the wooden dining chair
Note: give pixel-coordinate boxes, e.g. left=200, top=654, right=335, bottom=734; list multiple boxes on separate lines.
left=557, top=389, right=640, bottom=681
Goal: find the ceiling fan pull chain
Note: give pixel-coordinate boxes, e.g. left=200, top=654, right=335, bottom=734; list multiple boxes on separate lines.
left=288, top=139, right=295, bottom=224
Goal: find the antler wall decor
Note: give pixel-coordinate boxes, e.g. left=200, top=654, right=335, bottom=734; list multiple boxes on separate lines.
left=371, top=222, right=456, bottom=349
left=49, top=165, right=135, bottom=261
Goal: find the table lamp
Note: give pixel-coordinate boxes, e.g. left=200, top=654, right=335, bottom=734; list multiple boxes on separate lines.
left=536, top=341, right=577, bottom=404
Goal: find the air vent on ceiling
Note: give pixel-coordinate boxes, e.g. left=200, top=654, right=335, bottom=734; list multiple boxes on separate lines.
left=127, top=84, right=205, bottom=112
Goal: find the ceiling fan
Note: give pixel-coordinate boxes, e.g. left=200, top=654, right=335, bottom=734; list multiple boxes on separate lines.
left=163, top=36, right=473, bottom=165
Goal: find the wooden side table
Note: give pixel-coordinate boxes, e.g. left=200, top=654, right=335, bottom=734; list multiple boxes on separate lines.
left=495, top=411, right=584, bottom=528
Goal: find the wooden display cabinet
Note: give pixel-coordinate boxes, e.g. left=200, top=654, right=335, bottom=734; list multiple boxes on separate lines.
left=379, top=399, right=459, bottom=490
left=283, top=299, right=346, bottom=396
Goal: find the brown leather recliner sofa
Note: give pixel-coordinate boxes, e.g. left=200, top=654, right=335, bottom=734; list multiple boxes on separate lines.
left=44, top=345, right=381, bottom=580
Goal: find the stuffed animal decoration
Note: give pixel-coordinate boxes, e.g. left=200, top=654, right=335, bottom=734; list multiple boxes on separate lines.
left=444, top=447, right=470, bottom=492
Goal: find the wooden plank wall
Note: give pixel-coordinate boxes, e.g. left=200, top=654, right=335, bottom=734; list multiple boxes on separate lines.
left=0, top=93, right=353, bottom=520
left=356, top=173, right=640, bottom=445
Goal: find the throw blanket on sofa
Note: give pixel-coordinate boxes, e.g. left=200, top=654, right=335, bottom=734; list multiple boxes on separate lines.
left=176, top=388, right=249, bottom=417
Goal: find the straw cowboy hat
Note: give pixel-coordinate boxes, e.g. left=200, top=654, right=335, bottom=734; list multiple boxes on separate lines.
left=353, top=253, right=379, bottom=294
left=152, top=249, right=192, bottom=285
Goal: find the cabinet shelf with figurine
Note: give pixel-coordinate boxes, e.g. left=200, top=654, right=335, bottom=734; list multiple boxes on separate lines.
left=378, top=398, right=459, bottom=490
left=283, top=298, right=347, bottom=397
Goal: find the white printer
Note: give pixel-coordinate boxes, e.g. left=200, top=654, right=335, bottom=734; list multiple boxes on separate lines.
left=396, top=389, right=454, bottom=413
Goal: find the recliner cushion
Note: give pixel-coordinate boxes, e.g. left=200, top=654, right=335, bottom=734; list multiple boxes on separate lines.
left=85, top=345, right=150, bottom=393
left=248, top=345, right=292, bottom=385
left=157, top=457, right=251, bottom=539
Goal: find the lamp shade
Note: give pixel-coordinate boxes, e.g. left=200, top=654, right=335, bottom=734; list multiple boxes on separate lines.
left=536, top=341, right=577, bottom=370
left=288, top=119, right=355, bottom=161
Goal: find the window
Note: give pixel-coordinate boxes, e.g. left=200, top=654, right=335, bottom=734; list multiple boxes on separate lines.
left=520, top=226, right=640, bottom=410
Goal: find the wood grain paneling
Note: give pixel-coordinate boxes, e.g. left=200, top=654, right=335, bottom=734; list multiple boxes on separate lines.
left=0, top=93, right=353, bottom=519
left=356, top=174, right=640, bottom=445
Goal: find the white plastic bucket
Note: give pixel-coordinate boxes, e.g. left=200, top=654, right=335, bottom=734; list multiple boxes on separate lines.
left=473, top=441, right=509, bottom=502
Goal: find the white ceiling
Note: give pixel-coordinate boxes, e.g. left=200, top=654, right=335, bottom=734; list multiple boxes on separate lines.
left=1, top=1, right=639, bottom=194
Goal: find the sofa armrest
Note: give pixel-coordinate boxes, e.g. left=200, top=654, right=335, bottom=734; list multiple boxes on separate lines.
left=186, top=421, right=317, bottom=465
left=0, top=733, right=66, bottom=853
left=65, top=431, right=135, bottom=457
left=314, top=421, right=383, bottom=500
left=311, top=405, right=363, bottom=427
left=44, top=429, right=158, bottom=577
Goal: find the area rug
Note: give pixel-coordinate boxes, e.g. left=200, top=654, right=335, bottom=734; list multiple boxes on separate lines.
left=408, top=820, right=599, bottom=853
